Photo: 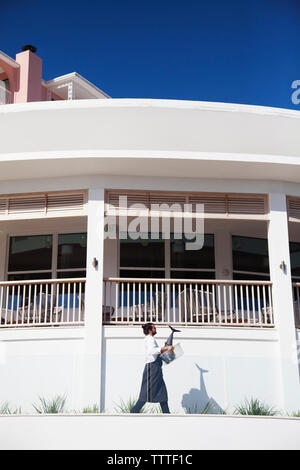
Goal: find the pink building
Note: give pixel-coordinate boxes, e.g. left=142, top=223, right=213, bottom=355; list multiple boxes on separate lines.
left=0, top=45, right=109, bottom=104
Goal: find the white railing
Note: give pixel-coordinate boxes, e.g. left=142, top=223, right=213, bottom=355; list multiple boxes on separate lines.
left=292, top=283, right=300, bottom=328
left=0, top=83, right=11, bottom=105
left=0, top=279, right=85, bottom=328
left=103, top=278, right=274, bottom=327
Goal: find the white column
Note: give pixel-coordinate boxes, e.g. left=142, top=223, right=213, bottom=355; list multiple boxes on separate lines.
left=83, top=188, right=105, bottom=409
left=268, top=193, right=300, bottom=412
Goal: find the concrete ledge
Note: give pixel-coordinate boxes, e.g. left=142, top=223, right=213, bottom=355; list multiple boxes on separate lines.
left=1, top=414, right=299, bottom=450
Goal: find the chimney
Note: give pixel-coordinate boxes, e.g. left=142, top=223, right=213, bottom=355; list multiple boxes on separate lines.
left=15, top=45, right=43, bottom=103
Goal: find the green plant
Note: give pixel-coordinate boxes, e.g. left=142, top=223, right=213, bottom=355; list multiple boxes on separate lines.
left=0, top=401, right=21, bottom=414
left=185, top=402, right=201, bottom=414
left=33, top=394, right=67, bottom=414
left=82, top=404, right=100, bottom=413
left=185, top=400, right=226, bottom=415
left=146, top=404, right=163, bottom=414
left=288, top=410, right=300, bottom=417
left=114, top=397, right=147, bottom=413
left=234, top=398, right=277, bottom=416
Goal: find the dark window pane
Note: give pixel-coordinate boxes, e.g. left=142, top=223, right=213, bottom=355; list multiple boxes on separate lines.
left=120, top=234, right=164, bottom=268
left=8, top=235, right=53, bottom=272
left=57, top=271, right=86, bottom=279
left=232, top=236, right=269, bottom=274
left=8, top=272, right=52, bottom=281
left=58, top=233, right=87, bottom=269
left=171, top=234, right=215, bottom=269
left=289, top=242, right=300, bottom=277
left=120, top=270, right=165, bottom=279
left=232, top=272, right=270, bottom=281
left=170, top=270, right=215, bottom=280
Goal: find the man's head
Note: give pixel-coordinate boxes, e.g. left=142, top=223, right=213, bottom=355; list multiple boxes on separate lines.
left=142, top=323, right=156, bottom=336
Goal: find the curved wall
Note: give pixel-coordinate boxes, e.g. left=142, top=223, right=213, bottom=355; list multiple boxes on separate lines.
left=0, top=99, right=300, bottom=182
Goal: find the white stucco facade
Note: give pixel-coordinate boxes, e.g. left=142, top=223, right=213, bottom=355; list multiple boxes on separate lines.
left=0, top=99, right=300, bottom=415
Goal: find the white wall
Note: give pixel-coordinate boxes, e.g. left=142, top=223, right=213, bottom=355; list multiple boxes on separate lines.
left=0, top=328, right=86, bottom=413
left=102, top=326, right=281, bottom=414
left=1, top=100, right=300, bottom=183
left=2, top=414, right=300, bottom=450
left=0, top=325, right=282, bottom=415
left=0, top=174, right=299, bottom=415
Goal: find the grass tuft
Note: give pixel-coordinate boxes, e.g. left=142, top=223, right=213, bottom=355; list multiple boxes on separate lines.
left=0, top=401, right=21, bottom=414
left=33, top=394, right=67, bottom=414
left=234, top=398, right=277, bottom=416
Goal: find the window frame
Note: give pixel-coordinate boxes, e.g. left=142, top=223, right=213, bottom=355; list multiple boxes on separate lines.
left=6, top=231, right=87, bottom=281
left=118, top=233, right=216, bottom=279
left=231, top=235, right=270, bottom=281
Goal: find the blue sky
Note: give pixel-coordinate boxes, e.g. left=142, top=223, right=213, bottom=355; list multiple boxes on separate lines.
left=1, top=0, right=300, bottom=109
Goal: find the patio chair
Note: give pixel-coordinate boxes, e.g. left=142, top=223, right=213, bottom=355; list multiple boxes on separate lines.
left=232, top=296, right=273, bottom=325
left=0, top=294, right=50, bottom=325
left=112, top=289, right=163, bottom=322
left=22, top=292, right=61, bottom=324
left=176, top=289, right=218, bottom=323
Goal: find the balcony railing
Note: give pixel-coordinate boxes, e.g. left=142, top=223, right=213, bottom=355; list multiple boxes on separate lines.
left=103, top=278, right=274, bottom=327
left=0, top=83, right=11, bottom=105
left=0, top=279, right=85, bottom=328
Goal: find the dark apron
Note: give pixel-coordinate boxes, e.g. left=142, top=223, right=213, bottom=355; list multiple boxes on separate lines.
left=138, top=355, right=168, bottom=403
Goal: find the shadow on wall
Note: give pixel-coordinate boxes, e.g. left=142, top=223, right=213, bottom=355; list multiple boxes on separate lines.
left=181, top=364, right=224, bottom=414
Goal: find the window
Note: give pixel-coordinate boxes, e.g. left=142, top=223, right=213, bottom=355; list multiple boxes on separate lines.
left=119, top=233, right=215, bottom=279
left=170, top=234, right=215, bottom=279
left=0, top=78, right=10, bottom=104
left=7, top=233, right=87, bottom=281
left=120, top=233, right=165, bottom=278
left=289, top=241, right=300, bottom=281
left=232, top=235, right=269, bottom=281
left=8, top=235, right=53, bottom=281
left=57, top=233, right=87, bottom=276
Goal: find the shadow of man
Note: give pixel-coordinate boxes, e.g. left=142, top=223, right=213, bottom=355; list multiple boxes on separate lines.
left=181, top=363, right=224, bottom=414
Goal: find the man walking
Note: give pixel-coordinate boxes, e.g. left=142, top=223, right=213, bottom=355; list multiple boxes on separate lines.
left=131, top=323, right=180, bottom=414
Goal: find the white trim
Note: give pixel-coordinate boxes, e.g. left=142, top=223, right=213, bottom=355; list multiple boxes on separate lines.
left=44, top=72, right=110, bottom=99
left=0, top=51, right=20, bottom=69
left=2, top=97, right=300, bottom=116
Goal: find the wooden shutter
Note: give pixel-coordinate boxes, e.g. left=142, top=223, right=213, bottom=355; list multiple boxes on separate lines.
left=287, top=197, right=300, bottom=222
left=227, top=195, right=266, bottom=216
left=0, top=191, right=87, bottom=220
left=106, top=190, right=268, bottom=219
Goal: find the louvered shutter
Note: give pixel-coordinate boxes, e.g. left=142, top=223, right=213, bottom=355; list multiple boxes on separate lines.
left=227, top=195, right=266, bottom=216
left=8, top=196, right=45, bottom=215
left=287, top=197, right=300, bottom=222
left=0, top=199, right=7, bottom=216
left=106, top=190, right=268, bottom=219
left=0, top=191, right=87, bottom=220
left=46, top=193, right=85, bottom=213
left=189, top=195, right=227, bottom=214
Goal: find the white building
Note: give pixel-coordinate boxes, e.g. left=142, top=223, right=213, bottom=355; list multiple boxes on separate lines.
left=0, top=46, right=300, bottom=415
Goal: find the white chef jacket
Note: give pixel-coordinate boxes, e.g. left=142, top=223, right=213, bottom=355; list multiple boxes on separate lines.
left=145, top=335, right=161, bottom=364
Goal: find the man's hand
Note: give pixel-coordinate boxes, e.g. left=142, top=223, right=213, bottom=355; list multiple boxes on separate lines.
left=161, top=345, right=175, bottom=353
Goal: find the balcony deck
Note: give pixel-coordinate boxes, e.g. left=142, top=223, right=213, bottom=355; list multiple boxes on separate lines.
left=1, top=277, right=299, bottom=329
